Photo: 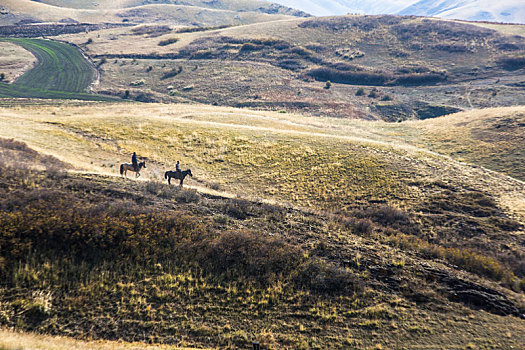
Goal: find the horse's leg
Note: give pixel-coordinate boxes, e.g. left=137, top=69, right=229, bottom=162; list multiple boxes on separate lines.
left=136, top=171, right=140, bottom=178
left=168, top=176, right=171, bottom=185
left=180, top=178, right=183, bottom=187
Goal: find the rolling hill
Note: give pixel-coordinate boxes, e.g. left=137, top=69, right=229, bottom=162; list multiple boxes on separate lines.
left=0, top=101, right=524, bottom=348
left=0, top=0, right=308, bottom=26
left=267, top=0, right=525, bottom=24
left=43, top=15, right=525, bottom=120
left=0, top=6, right=524, bottom=350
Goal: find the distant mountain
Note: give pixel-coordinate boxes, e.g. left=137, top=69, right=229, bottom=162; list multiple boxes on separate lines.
left=398, top=0, right=525, bottom=24
left=263, top=0, right=416, bottom=16
left=266, top=0, right=525, bottom=23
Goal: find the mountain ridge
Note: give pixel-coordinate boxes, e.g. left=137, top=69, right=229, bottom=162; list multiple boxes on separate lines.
left=265, top=0, right=525, bottom=24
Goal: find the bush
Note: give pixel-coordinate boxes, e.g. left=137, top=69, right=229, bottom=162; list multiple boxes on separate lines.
left=294, top=260, right=362, bottom=295
left=306, top=67, right=393, bottom=86
left=239, top=43, right=264, bottom=53
left=355, top=87, right=365, bottom=96
left=497, top=55, right=525, bottom=71
left=394, top=73, right=446, bottom=86
left=368, top=88, right=379, bottom=98
left=161, top=66, right=183, bottom=80
left=224, top=199, right=253, bottom=220
left=158, top=37, right=179, bottom=46
left=200, top=231, right=303, bottom=285
left=276, top=59, right=305, bottom=71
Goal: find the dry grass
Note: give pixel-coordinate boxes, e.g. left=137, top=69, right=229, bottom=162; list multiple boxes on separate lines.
left=0, top=329, right=200, bottom=350
left=48, top=14, right=525, bottom=121
left=406, top=106, right=525, bottom=181
left=0, top=41, right=36, bottom=83
left=1, top=0, right=297, bottom=26
left=0, top=113, right=524, bottom=348
left=0, top=102, right=523, bottom=218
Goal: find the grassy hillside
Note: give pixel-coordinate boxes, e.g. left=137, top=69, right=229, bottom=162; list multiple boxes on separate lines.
left=52, top=15, right=525, bottom=120
left=0, top=0, right=305, bottom=26
left=32, top=0, right=309, bottom=16
left=407, top=107, right=525, bottom=181
left=0, top=102, right=524, bottom=348
left=0, top=329, right=200, bottom=350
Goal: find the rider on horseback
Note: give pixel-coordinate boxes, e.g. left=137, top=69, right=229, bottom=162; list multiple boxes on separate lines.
left=132, top=152, right=138, bottom=171
left=176, top=160, right=181, bottom=174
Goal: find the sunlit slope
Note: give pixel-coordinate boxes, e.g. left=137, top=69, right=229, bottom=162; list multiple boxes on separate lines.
left=0, top=102, right=524, bottom=348
left=405, top=106, right=525, bottom=181
left=0, top=102, right=523, bottom=220
left=0, top=329, right=202, bottom=350
left=55, top=15, right=525, bottom=120
left=0, top=0, right=302, bottom=25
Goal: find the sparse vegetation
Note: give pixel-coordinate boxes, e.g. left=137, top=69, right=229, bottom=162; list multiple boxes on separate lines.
left=0, top=6, right=525, bottom=349
left=158, top=37, right=179, bottom=46
left=161, top=66, right=183, bottom=80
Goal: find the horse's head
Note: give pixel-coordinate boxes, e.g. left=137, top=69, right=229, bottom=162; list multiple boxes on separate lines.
left=140, top=161, right=146, bottom=169
left=187, top=169, right=192, bottom=177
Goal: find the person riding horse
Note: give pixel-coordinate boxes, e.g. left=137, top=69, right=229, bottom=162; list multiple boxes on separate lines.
left=132, top=152, right=138, bottom=171
left=176, top=160, right=181, bottom=174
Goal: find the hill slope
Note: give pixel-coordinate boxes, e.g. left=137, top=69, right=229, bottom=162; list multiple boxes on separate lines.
left=48, top=15, right=525, bottom=120
left=406, top=106, right=525, bottom=181
left=399, top=0, right=525, bottom=24
left=0, top=101, right=524, bottom=348
left=0, top=0, right=307, bottom=26
left=267, top=0, right=525, bottom=24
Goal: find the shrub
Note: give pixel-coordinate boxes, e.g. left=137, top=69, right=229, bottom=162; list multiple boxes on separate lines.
left=355, top=88, right=365, bottom=96
left=239, top=43, right=264, bottom=53
left=158, top=37, right=179, bottom=46
left=276, top=59, right=305, bottom=71
left=354, top=205, right=410, bottom=228
left=394, top=73, right=446, bottom=86
left=324, top=81, right=332, bottom=89
left=161, top=66, right=183, bottom=80
left=224, top=199, right=253, bottom=220
left=368, top=88, right=379, bottom=98
left=344, top=218, right=374, bottom=235
left=306, top=68, right=393, bottom=86
left=497, top=55, right=525, bottom=71
left=200, top=231, right=303, bottom=285
left=294, top=260, right=362, bottom=295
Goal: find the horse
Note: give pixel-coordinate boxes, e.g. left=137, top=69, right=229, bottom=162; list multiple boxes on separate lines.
left=164, top=169, right=192, bottom=187
left=120, top=161, right=146, bottom=178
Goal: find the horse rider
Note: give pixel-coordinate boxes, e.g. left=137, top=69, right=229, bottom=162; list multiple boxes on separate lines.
left=176, top=160, right=181, bottom=174
left=132, top=152, right=138, bottom=171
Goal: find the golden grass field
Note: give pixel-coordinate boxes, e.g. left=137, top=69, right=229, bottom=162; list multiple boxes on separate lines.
left=1, top=0, right=297, bottom=26
left=0, top=102, right=523, bottom=218
left=0, top=328, right=203, bottom=350
left=0, top=101, right=524, bottom=348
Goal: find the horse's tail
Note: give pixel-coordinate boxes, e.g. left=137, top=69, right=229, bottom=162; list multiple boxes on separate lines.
left=120, top=164, right=124, bottom=176
left=164, top=171, right=169, bottom=179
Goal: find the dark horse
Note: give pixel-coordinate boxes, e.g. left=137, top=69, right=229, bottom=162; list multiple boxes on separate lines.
left=120, top=161, right=146, bottom=178
left=165, top=169, right=192, bottom=187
